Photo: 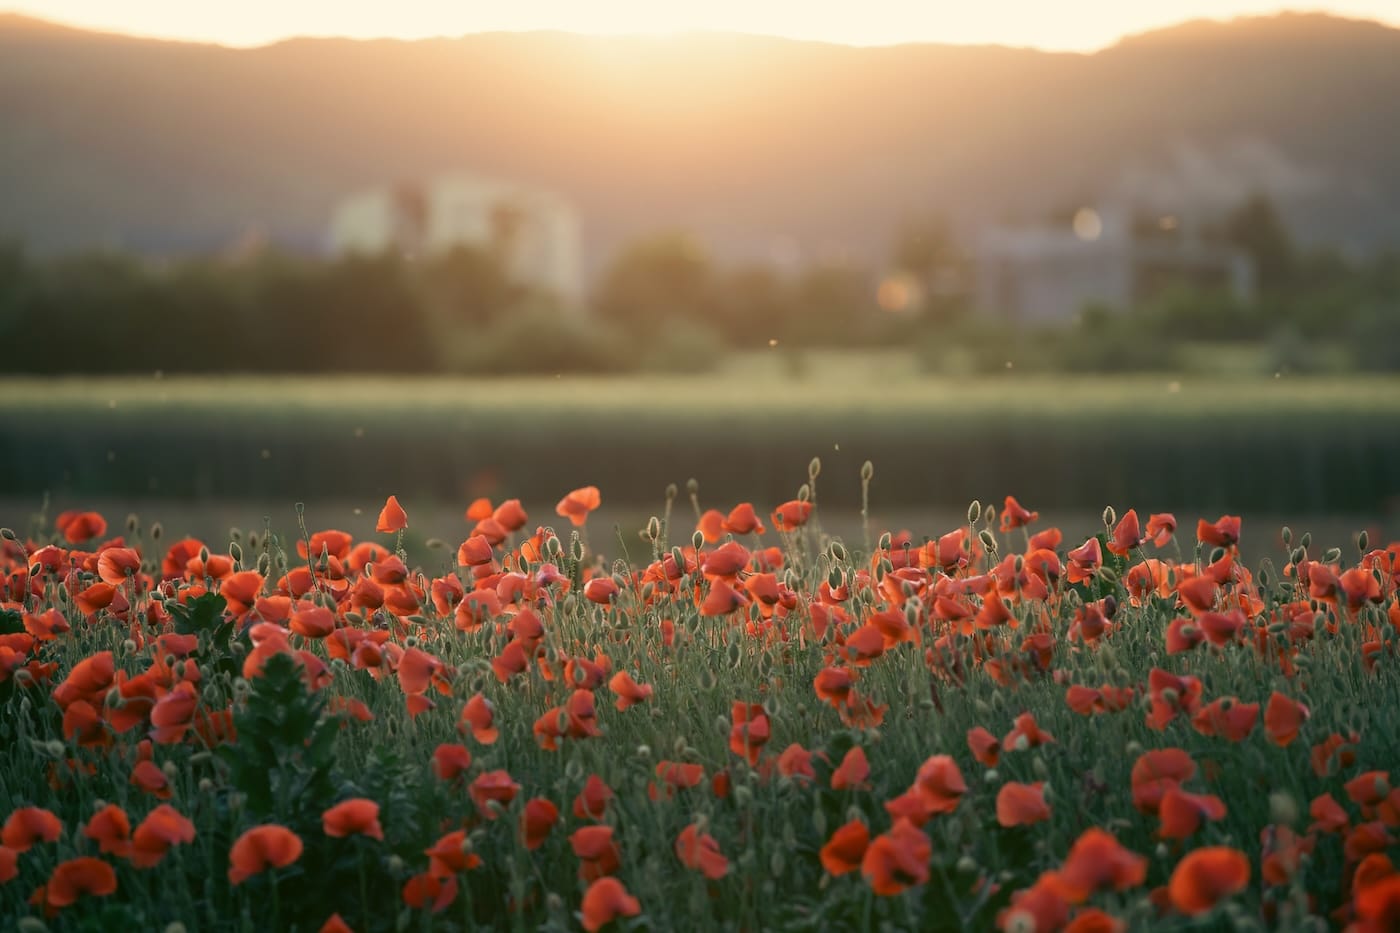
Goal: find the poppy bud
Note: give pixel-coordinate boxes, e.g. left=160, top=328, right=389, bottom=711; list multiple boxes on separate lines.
left=797, top=484, right=810, bottom=503
left=692, top=531, right=705, bottom=551
left=1357, top=530, right=1369, bottom=552
left=16, top=918, right=49, bottom=933
left=1322, top=547, right=1342, bottom=564
left=967, top=500, right=981, bottom=525
left=666, top=483, right=678, bottom=501
left=860, top=461, right=874, bottom=482
left=808, top=457, right=821, bottom=481
left=878, top=532, right=892, bottom=551
left=984, top=769, right=999, bottom=784
left=386, top=855, right=405, bottom=874
left=978, top=530, right=998, bottom=554
left=646, top=517, right=661, bottom=541
left=686, top=478, right=699, bottom=496
left=199, top=546, right=210, bottom=564
left=1269, top=792, right=1298, bottom=826
left=829, top=542, right=847, bottom=563
left=570, top=535, right=584, bottom=563
left=1290, top=547, right=1306, bottom=566
left=1299, top=532, right=1311, bottom=549
left=1280, top=525, right=1291, bottom=545
left=0, top=528, right=14, bottom=540
left=733, top=785, right=753, bottom=807
left=1209, top=547, right=1226, bottom=564
left=1102, top=505, right=1116, bottom=527
left=121, top=639, right=138, bottom=654
left=636, top=744, right=651, bottom=759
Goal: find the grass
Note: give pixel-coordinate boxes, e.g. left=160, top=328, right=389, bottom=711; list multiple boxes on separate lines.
left=5, top=372, right=1400, bottom=513
left=1, top=493, right=1398, bottom=930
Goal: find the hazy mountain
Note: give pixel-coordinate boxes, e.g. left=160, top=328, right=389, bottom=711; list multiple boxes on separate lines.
left=2, top=11, right=1398, bottom=269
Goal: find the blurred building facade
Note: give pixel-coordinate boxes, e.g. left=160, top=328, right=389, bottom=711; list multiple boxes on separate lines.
left=975, top=205, right=1255, bottom=323
left=329, top=174, right=584, bottom=306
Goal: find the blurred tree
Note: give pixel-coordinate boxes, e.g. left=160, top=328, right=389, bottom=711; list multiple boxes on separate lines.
left=890, top=216, right=972, bottom=323
left=1220, top=193, right=1296, bottom=294
left=592, top=232, right=714, bottom=338
left=791, top=260, right=876, bottom=346
left=711, top=263, right=794, bottom=346
left=419, top=245, right=524, bottom=330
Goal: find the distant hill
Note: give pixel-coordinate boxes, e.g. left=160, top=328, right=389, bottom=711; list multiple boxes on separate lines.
left=2, top=11, right=1398, bottom=270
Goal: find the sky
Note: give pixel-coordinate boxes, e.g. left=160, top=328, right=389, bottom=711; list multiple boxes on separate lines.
left=5, top=1, right=1400, bottom=50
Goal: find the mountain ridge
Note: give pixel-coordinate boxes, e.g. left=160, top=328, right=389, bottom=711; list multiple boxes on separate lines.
left=2, top=11, right=1398, bottom=268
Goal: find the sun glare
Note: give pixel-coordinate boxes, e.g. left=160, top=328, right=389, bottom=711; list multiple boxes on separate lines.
left=8, top=1, right=1400, bottom=49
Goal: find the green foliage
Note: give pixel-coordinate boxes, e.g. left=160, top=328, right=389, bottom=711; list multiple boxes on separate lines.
left=217, top=652, right=340, bottom=824
left=168, top=593, right=245, bottom=681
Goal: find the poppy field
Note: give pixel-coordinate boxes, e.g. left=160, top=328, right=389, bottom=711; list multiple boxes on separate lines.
left=2, top=474, right=1400, bottom=932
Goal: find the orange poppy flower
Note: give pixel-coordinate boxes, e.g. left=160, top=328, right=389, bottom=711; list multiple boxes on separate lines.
left=469, top=770, right=520, bottom=818
left=820, top=819, right=870, bottom=876
left=1130, top=748, right=1196, bottom=814
left=83, top=805, right=131, bottom=858
left=1355, top=874, right=1400, bottom=931
left=583, top=577, right=620, bottom=605
left=813, top=667, right=855, bottom=708
left=320, top=914, right=355, bottom=933
left=227, top=824, right=304, bottom=884
left=997, top=781, right=1051, bottom=827
left=3, top=807, right=62, bottom=852
left=1190, top=697, right=1257, bottom=742
left=699, top=580, right=749, bottom=617
left=520, top=798, right=559, bottom=851
left=777, top=743, right=817, bottom=784
left=57, top=510, right=107, bottom=544
left=913, top=755, right=967, bottom=815
left=1000, top=496, right=1039, bottom=531
left=556, top=486, right=602, bottom=527
left=424, top=829, right=481, bottom=876
left=967, top=726, right=1002, bottom=767
left=862, top=819, right=931, bottom=895
left=322, top=799, right=384, bottom=841
left=1053, top=828, right=1147, bottom=903
left=570, top=825, right=620, bottom=881
left=1145, top=513, right=1177, bottom=547
left=729, top=702, right=771, bottom=765
left=607, top=670, right=653, bottom=711
left=130, top=804, right=196, bottom=868
left=1063, top=908, right=1126, bottom=933
left=0, top=845, right=15, bottom=884
left=403, top=871, right=458, bottom=912
left=1066, top=538, right=1102, bottom=585
left=1157, top=787, right=1226, bottom=839
left=1107, top=510, right=1142, bottom=557
left=96, top=547, right=142, bottom=586
left=432, top=743, right=473, bottom=783
left=1263, top=692, right=1309, bottom=747
left=573, top=775, right=614, bottom=820
left=1167, top=847, right=1249, bottom=916
left=46, top=856, right=117, bottom=908
left=376, top=495, right=407, bottom=533
left=457, top=535, right=495, bottom=568
left=696, top=510, right=725, bottom=544
left=771, top=500, right=813, bottom=530
left=831, top=746, right=871, bottom=791
left=459, top=693, right=499, bottom=744
left=1196, top=515, right=1241, bottom=548
left=676, top=823, right=729, bottom=879
left=723, top=503, right=765, bottom=535
left=580, top=876, right=641, bottom=933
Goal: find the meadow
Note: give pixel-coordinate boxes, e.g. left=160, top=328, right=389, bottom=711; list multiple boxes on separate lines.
left=4, top=370, right=1400, bottom=515
left=1, top=477, right=1399, bottom=931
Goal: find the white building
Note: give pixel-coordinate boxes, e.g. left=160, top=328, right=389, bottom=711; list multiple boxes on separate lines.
left=975, top=205, right=1254, bottom=324
left=329, top=174, right=584, bottom=307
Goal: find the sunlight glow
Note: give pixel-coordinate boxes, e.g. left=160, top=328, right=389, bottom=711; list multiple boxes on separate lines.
left=5, top=1, right=1399, bottom=50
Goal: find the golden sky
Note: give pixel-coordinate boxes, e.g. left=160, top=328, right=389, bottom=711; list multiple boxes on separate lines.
left=5, top=1, right=1399, bottom=49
